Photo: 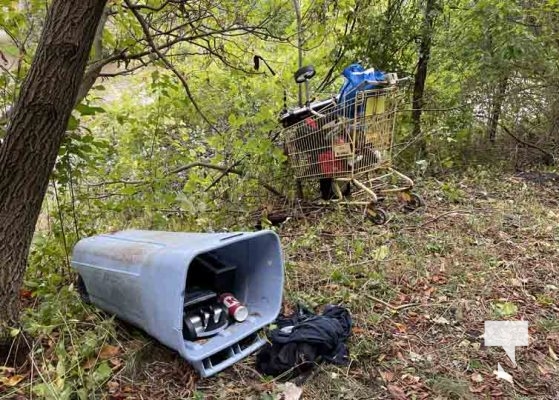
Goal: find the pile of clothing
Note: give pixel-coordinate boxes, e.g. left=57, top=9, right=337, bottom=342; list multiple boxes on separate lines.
left=256, top=305, right=352, bottom=378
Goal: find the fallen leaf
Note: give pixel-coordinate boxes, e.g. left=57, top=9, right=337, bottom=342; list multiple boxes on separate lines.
left=397, top=293, right=409, bottom=303
left=424, top=287, right=435, bottom=297
left=432, top=316, right=450, bottom=325
left=549, top=346, right=558, bottom=361
left=537, top=364, right=551, bottom=376
left=379, top=370, right=394, bottom=382
left=0, top=366, right=15, bottom=374
left=431, top=275, right=446, bottom=283
left=277, top=382, right=302, bottom=400
left=401, top=374, right=420, bottom=384
left=409, top=351, right=423, bottom=362
left=109, top=358, right=123, bottom=368
left=0, top=374, right=25, bottom=387
left=107, top=380, right=119, bottom=393
left=83, top=358, right=97, bottom=370
left=324, top=284, right=340, bottom=291
left=471, top=372, right=483, bottom=383
left=439, top=262, right=446, bottom=273
left=99, top=345, right=120, bottom=360
left=387, top=384, right=408, bottom=399
left=510, top=278, right=522, bottom=287
left=352, top=326, right=365, bottom=335
left=469, top=385, right=486, bottom=393
left=54, top=377, right=64, bottom=390
left=373, top=245, right=389, bottom=261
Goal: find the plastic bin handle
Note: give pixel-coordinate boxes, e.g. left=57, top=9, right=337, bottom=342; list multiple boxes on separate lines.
left=220, top=233, right=244, bottom=241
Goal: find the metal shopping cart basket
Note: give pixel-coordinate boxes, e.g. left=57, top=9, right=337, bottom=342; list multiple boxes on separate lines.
left=281, top=68, right=424, bottom=224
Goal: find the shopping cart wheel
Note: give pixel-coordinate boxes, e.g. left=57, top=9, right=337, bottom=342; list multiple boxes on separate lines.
left=366, top=205, right=388, bottom=225
left=405, top=192, right=425, bottom=211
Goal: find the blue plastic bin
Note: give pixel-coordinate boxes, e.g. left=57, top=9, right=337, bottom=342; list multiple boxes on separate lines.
left=71, top=230, right=283, bottom=377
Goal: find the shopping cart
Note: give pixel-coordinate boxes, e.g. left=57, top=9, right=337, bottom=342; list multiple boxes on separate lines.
left=280, top=65, right=424, bottom=224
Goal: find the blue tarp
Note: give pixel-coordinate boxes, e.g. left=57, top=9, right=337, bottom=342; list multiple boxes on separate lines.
left=338, top=63, right=385, bottom=117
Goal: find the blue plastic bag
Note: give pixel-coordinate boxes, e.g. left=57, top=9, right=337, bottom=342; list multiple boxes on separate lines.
left=338, top=63, right=385, bottom=117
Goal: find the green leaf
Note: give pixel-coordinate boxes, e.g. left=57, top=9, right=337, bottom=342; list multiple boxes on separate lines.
left=373, top=245, right=389, bottom=261
left=76, top=388, right=88, bottom=400
left=93, top=361, right=112, bottom=384
left=56, top=359, right=65, bottom=381
left=31, top=383, right=50, bottom=398
left=67, top=115, right=79, bottom=131
left=151, top=70, right=160, bottom=82
left=493, top=302, right=518, bottom=317
left=76, top=104, right=106, bottom=116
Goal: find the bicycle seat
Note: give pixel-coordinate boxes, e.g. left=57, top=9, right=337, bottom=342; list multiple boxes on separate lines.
left=294, top=65, right=316, bottom=84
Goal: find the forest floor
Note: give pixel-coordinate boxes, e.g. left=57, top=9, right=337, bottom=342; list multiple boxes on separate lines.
left=2, top=169, right=559, bottom=399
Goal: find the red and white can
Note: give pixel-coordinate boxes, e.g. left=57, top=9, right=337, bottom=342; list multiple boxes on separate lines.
left=218, top=293, right=248, bottom=322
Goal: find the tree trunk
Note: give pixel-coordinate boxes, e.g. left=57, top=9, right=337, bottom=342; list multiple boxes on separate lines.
left=487, top=76, right=508, bottom=143
left=412, top=0, right=437, bottom=156
left=0, top=0, right=108, bottom=324
left=548, top=95, right=559, bottom=140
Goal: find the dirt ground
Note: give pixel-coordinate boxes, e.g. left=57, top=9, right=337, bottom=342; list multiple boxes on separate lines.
left=2, top=170, right=559, bottom=399
left=90, top=170, right=557, bottom=400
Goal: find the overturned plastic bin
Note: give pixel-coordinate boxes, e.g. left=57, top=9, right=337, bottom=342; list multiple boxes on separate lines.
left=71, top=230, right=283, bottom=377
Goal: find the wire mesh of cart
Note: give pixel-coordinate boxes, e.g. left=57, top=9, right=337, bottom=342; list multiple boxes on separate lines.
left=283, top=85, right=424, bottom=224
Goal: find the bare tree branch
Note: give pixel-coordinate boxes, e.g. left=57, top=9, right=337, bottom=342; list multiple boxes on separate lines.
left=501, top=124, right=556, bottom=164
left=168, top=161, right=285, bottom=198
left=126, top=0, right=222, bottom=133
left=86, top=179, right=145, bottom=187
left=87, top=160, right=285, bottom=198
left=123, top=0, right=171, bottom=12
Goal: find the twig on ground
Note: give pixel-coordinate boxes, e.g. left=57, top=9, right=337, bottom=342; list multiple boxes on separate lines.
left=233, top=361, right=264, bottom=380
left=404, top=210, right=474, bottom=230
left=364, top=294, right=419, bottom=311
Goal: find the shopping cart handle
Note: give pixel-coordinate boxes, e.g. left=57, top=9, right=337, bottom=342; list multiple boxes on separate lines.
left=278, top=97, right=337, bottom=127
left=359, top=77, right=410, bottom=87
